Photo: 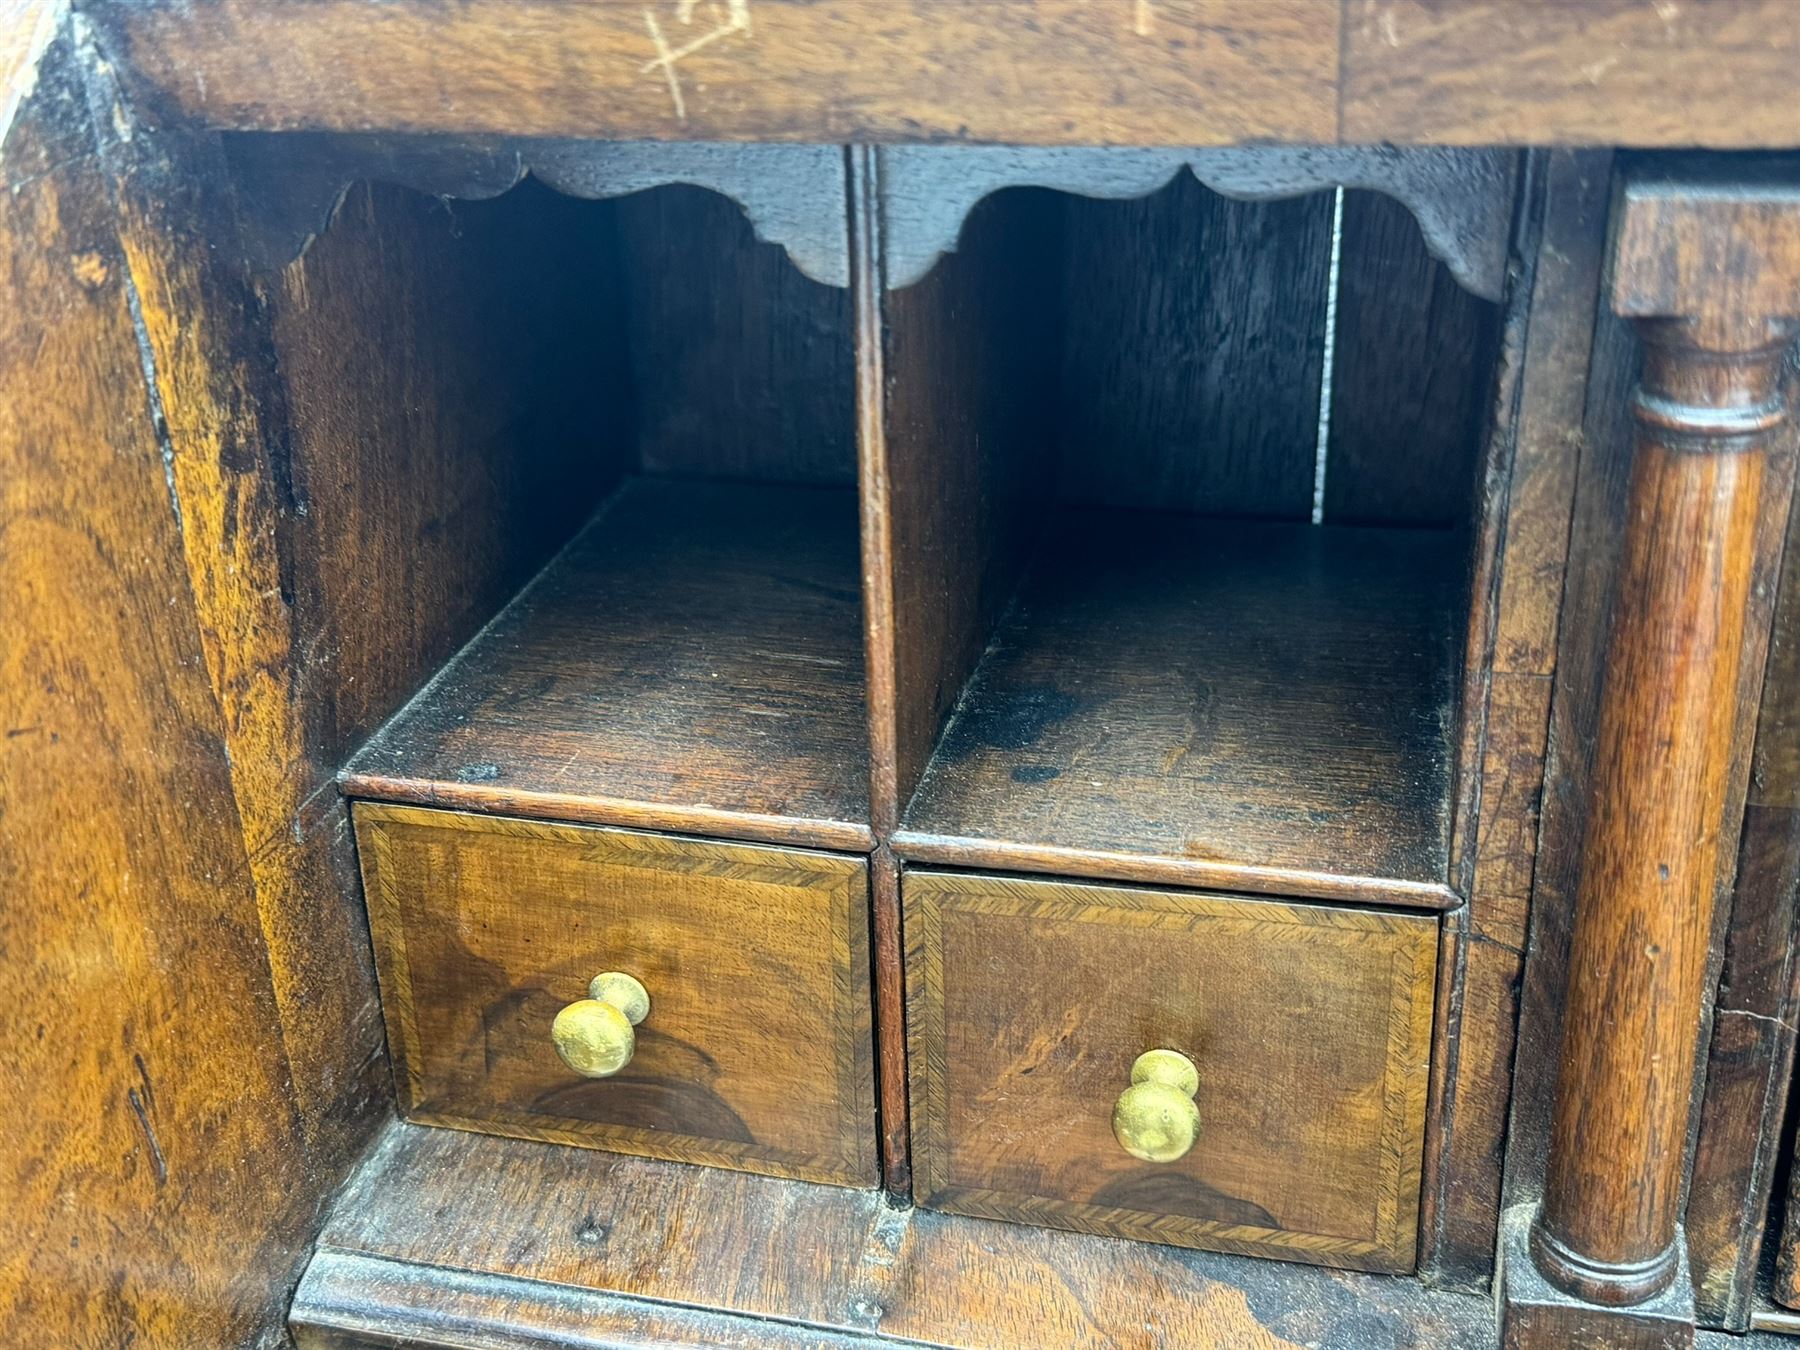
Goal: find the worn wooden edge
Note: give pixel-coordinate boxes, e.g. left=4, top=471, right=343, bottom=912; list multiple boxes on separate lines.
left=888, top=832, right=1461, bottom=912
left=900, top=869, right=1437, bottom=1274
left=291, top=1249, right=880, bottom=1350
left=341, top=775, right=876, bottom=855
left=350, top=802, right=877, bottom=1188
left=1751, top=1300, right=1800, bottom=1335
left=1413, top=149, right=1540, bottom=1281
left=850, top=143, right=912, bottom=1198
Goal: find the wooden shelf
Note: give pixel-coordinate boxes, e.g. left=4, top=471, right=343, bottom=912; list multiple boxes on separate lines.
left=895, top=509, right=1463, bottom=907
left=290, top=1122, right=1495, bottom=1350
left=344, top=476, right=872, bottom=852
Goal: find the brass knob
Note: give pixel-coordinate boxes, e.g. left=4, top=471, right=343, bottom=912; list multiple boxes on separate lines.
left=551, top=972, right=650, bottom=1078
left=1111, top=1049, right=1200, bottom=1163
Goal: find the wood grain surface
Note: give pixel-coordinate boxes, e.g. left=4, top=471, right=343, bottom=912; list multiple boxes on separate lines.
left=1502, top=173, right=1800, bottom=1311
left=1690, top=402, right=1800, bottom=1327
left=1343, top=0, right=1800, bottom=148
left=1515, top=168, right=1800, bottom=1330
left=346, top=477, right=873, bottom=852
left=872, top=184, right=1063, bottom=823
left=1423, top=149, right=1613, bottom=1286
left=903, top=871, right=1438, bottom=1272
left=86, top=0, right=1800, bottom=148
left=896, top=510, right=1463, bottom=906
left=263, top=175, right=634, bottom=765
left=0, top=23, right=359, bottom=1342
left=354, top=804, right=875, bottom=1187
left=1326, top=188, right=1502, bottom=527
left=615, top=184, right=855, bottom=487
left=293, top=1120, right=1501, bottom=1349
left=91, top=0, right=1340, bottom=145
left=1057, top=175, right=1331, bottom=519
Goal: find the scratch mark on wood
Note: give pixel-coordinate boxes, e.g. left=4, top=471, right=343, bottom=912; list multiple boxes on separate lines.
left=643, top=10, right=687, bottom=123
left=127, top=1085, right=168, bottom=1187
left=1134, top=0, right=1155, bottom=38
left=641, top=0, right=752, bottom=122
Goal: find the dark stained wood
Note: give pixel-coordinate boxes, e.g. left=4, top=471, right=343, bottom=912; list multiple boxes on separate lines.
left=262, top=175, right=634, bottom=765
left=0, top=22, right=354, bottom=1341
left=877, top=145, right=1515, bottom=303
left=613, top=184, right=855, bottom=487
left=91, top=0, right=1342, bottom=145
left=1779, top=1123, right=1800, bottom=1309
left=354, top=803, right=876, bottom=1187
left=1500, top=1201, right=1704, bottom=1350
left=867, top=847, right=910, bottom=1194
left=874, top=185, right=1064, bottom=814
left=1057, top=175, right=1330, bottom=519
left=1505, top=169, right=1800, bottom=1344
left=1424, top=150, right=1613, bottom=1287
left=1326, top=188, right=1503, bottom=526
left=226, top=134, right=852, bottom=287
left=903, top=871, right=1437, bottom=1272
left=345, top=478, right=873, bottom=852
left=1342, top=0, right=1800, bottom=148
left=896, top=510, right=1463, bottom=907
left=293, top=1121, right=1499, bottom=1349
left=1688, top=375, right=1800, bottom=1329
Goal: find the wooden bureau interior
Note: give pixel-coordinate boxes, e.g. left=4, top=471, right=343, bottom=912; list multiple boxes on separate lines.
left=20, top=7, right=1800, bottom=1346
left=270, top=144, right=1519, bottom=1291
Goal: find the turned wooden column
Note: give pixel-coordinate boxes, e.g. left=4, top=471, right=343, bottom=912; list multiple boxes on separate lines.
left=1502, top=165, right=1800, bottom=1347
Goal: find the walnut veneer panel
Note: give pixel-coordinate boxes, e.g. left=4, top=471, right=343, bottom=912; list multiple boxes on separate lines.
left=904, top=870, right=1438, bottom=1273
left=345, top=477, right=872, bottom=853
left=354, top=804, right=875, bottom=1187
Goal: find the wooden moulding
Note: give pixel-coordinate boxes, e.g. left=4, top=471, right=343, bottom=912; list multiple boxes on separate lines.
left=1686, top=363, right=1800, bottom=1328
left=289, top=1121, right=1503, bottom=1350
left=222, top=132, right=853, bottom=284
left=1503, top=161, right=1800, bottom=1348
left=876, top=144, right=1516, bottom=301
left=343, top=478, right=874, bottom=855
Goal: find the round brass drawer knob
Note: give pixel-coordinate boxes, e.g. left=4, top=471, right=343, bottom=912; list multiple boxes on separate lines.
left=551, top=971, right=651, bottom=1078
left=1111, top=1048, right=1201, bottom=1163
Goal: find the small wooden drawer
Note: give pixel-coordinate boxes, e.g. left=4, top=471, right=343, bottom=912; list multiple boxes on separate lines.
left=354, top=802, right=876, bottom=1188
left=904, top=870, right=1437, bottom=1271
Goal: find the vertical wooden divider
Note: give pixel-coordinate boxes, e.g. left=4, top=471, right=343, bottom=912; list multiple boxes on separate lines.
left=854, top=150, right=1068, bottom=1196
left=849, top=145, right=912, bottom=1195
